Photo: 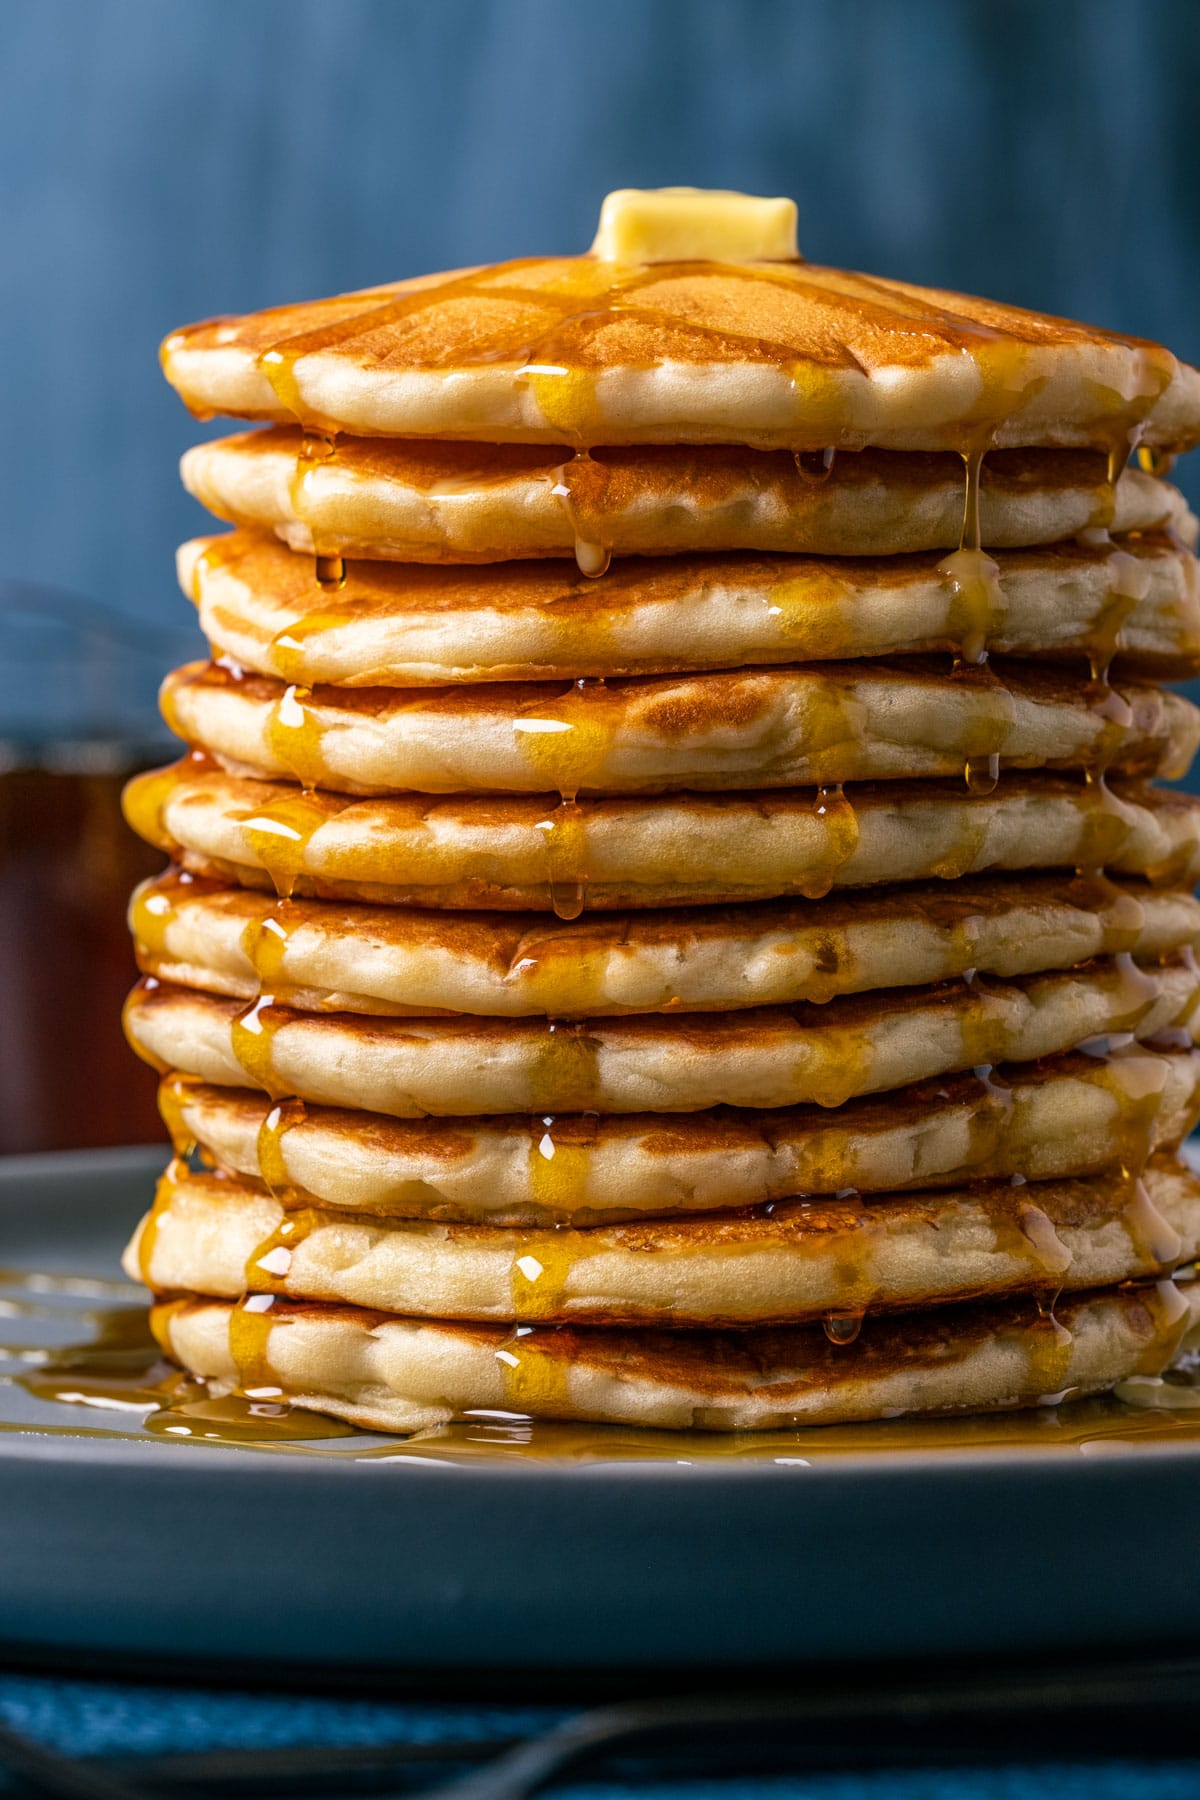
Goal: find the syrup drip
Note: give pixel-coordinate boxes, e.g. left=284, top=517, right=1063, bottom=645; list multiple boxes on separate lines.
left=793, top=448, right=836, bottom=482
left=937, top=547, right=1002, bottom=666
left=256, top=1097, right=307, bottom=1200
left=1066, top=872, right=1146, bottom=955
left=550, top=453, right=612, bottom=578
left=1074, top=772, right=1134, bottom=876
left=964, top=752, right=1000, bottom=796
left=264, top=683, right=326, bottom=791
left=1123, top=1173, right=1184, bottom=1268
left=1098, top=1044, right=1169, bottom=1179
left=228, top=1293, right=282, bottom=1397
left=1138, top=446, right=1176, bottom=478
left=244, top=1205, right=319, bottom=1295
left=804, top=1014, right=876, bottom=1110
left=528, top=1114, right=596, bottom=1216
left=315, top=554, right=346, bottom=592
left=1088, top=551, right=1151, bottom=683
left=241, top=902, right=295, bottom=992
left=157, top=1072, right=204, bottom=1157
left=1111, top=950, right=1162, bottom=1027
left=130, top=878, right=179, bottom=960
left=959, top=445, right=986, bottom=553
left=800, top=783, right=860, bottom=899
left=1027, top=1310, right=1075, bottom=1401
left=268, top=602, right=357, bottom=686
left=122, top=757, right=212, bottom=852
left=287, top=432, right=340, bottom=563
left=494, top=1325, right=572, bottom=1417
left=1015, top=1202, right=1073, bottom=1278
left=822, top=1310, right=865, bottom=1346
left=529, top=1021, right=601, bottom=1113
left=135, top=1159, right=187, bottom=1287
left=510, top=1229, right=579, bottom=1321
left=230, top=995, right=285, bottom=1098
left=535, top=798, right=589, bottom=921
left=963, top=1063, right=1016, bottom=1169
left=231, top=791, right=329, bottom=898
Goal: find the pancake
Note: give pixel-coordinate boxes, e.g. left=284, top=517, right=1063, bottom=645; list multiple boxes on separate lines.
left=149, top=1278, right=1200, bottom=1432
left=159, top=658, right=1199, bottom=799
left=158, top=250, right=1200, bottom=454
left=123, top=762, right=1200, bottom=911
left=180, top=433, right=1193, bottom=565
left=127, top=1155, right=1200, bottom=1329
left=157, top=1048, right=1200, bottom=1224
left=123, top=957, right=1200, bottom=1117
left=130, top=871, right=1200, bottom=1018
left=182, top=531, right=1200, bottom=686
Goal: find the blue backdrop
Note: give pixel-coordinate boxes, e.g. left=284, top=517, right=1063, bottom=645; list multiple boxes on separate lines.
left=4, top=0, right=1199, bottom=634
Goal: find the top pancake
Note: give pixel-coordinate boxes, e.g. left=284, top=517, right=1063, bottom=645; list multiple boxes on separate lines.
left=160, top=257, right=1200, bottom=454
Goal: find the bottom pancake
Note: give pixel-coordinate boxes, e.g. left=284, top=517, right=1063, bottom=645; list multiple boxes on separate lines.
left=128, top=1156, right=1200, bottom=1327
left=150, top=1278, right=1199, bottom=1433
left=156, top=1048, right=1200, bottom=1223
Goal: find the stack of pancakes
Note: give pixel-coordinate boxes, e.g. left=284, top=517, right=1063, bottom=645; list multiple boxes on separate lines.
left=122, top=188, right=1200, bottom=1434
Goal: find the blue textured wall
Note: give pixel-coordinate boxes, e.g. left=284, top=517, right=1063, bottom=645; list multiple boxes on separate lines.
left=4, top=0, right=1199, bottom=634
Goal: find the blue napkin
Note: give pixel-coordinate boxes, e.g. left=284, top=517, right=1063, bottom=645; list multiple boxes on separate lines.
left=5, top=1669, right=1200, bottom=1799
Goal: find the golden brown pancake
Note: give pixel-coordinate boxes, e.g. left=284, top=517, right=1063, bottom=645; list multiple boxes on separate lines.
left=128, top=1155, right=1200, bottom=1329
left=180, top=432, right=1193, bottom=565
left=157, top=1048, right=1200, bottom=1224
left=159, top=658, right=1199, bottom=798
left=158, top=256, right=1200, bottom=453
left=150, top=1278, right=1200, bottom=1432
left=123, top=957, right=1199, bottom=1118
left=182, top=530, right=1200, bottom=686
left=123, top=761, right=1200, bottom=911
left=130, top=870, right=1200, bottom=1018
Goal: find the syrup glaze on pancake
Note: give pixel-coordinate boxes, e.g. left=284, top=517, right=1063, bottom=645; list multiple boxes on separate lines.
left=159, top=656, right=1200, bottom=798
left=155, top=1047, right=1200, bottom=1224
left=159, top=255, right=1200, bottom=455
left=182, top=530, right=1200, bottom=685
left=128, top=1154, right=1200, bottom=1329
left=130, top=869, right=1200, bottom=1018
left=123, top=760, right=1200, bottom=913
left=122, top=956, right=1200, bottom=1118
left=179, top=432, right=1193, bottom=568
left=150, top=1278, right=1200, bottom=1432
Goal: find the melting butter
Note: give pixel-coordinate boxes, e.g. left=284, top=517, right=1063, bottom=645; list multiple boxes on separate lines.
left=590, top=187, right=800, bottom=264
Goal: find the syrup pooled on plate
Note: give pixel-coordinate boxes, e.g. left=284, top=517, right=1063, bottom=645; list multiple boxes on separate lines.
left=6, top=1264, right=1200, bottom=1465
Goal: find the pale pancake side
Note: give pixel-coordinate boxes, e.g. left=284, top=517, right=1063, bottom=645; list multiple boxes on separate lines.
left=159, top=257, right=1200, bottom=453
left=151, top=1278, right=1200, bottom=1433
left=181, top=531, right=1200, bottom=685
left=123, top=764, right=1200, bottom=911
left=160, top=659, right=1200, bottom=797
left=180, top=433, right=1193, bottom=564
left=158, top=1048, right=1200, bottom=1224
left=130, top=871, right=1200, bottom=1018
left=129, top=1157, right=1200, bottom=1329
left=123, top=957, right=1200, bottom=1117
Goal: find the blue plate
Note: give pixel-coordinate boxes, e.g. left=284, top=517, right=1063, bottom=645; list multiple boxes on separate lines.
left=3, top=1145, right=1200, bottom=1674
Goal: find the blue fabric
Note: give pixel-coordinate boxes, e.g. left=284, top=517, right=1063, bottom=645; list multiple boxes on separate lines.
left=4, top=1670, right=1200, bottom=1799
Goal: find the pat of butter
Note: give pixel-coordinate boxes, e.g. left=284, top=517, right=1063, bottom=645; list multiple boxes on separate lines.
left=591, top=187, right=800, bottom=264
